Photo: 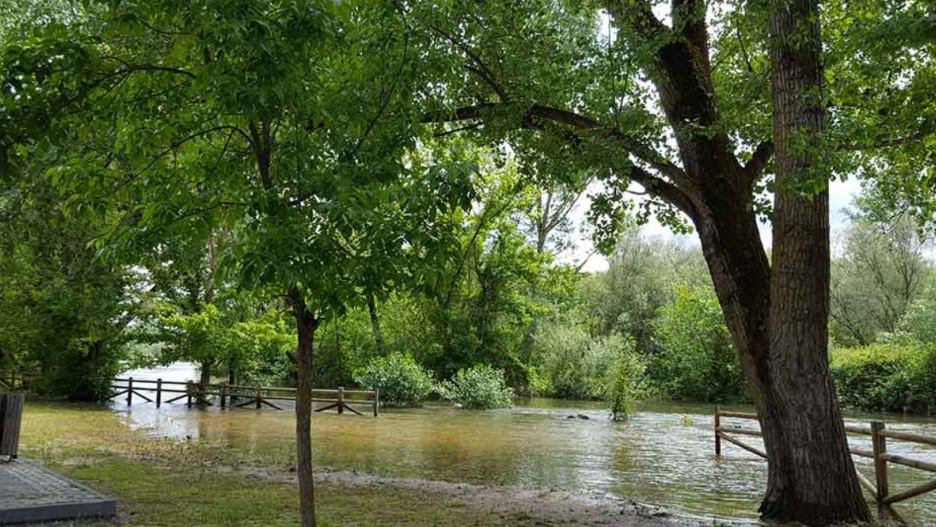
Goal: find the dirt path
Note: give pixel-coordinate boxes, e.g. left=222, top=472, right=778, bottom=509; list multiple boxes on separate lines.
left=250, top=466, right=721, bottom=526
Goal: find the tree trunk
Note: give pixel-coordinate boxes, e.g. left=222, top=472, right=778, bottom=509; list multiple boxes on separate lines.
left=366, top=294, right=384, bottom=354
left=289, top=289, right=320, bottom=527
left=199, top=360, right=212, bottom=397
left=755, top=0, right=870, bottom=522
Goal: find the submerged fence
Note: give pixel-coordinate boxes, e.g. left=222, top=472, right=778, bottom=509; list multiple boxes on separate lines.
left=714, top=406, right=936, bottom=507
left=0, top=370, right=378, bottom=417
left=0, top=371, right=38, bottom=392
left=111, top=378, right=379, bottom=417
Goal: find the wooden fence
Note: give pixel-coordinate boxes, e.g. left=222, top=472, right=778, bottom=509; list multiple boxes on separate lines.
left=0, top=371, right=38, bottom=392
left=110, top=377, right=379, bottom=417
left=714, top=406, right=936, bottom=507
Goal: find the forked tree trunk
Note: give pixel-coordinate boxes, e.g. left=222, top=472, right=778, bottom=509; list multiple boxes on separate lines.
left=289, top=289, right=320, bottom=527
left=758, top=0, right=869, bottom=522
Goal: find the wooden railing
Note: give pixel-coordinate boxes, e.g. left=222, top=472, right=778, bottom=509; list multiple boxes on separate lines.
left=714, top=406, right=936, bottom=506
left=0, top=371, right=39, bottom=392
left=110, top=377, right=379, bottom=417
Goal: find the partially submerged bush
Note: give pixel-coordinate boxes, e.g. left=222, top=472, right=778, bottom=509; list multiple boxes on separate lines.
left=609, top=338, right=646, bottom=421
left=353, top=352, right=434, bottom=407
left=438, top=365, right=514, bottom=409
left=830, top=342, right=936, bottom=414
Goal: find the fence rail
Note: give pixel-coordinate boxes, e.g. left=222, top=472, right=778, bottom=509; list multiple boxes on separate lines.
left=0, top=371, right=378, bottom=417
left=714, top=406, right=936, bottom=507
left=0, top=371, right=39, bottom=392
left=109, top=377, right=378, bottom=417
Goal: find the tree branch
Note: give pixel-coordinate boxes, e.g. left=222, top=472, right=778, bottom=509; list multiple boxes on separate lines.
left=428, top=102, right=687, bottom=184
left=745, top=140, right=774, bottom=177
left=836, top=131, right=931, bottom=152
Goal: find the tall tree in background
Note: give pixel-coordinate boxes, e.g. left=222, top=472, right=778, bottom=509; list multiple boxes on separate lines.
left=831, top=212, right=933, bottom=346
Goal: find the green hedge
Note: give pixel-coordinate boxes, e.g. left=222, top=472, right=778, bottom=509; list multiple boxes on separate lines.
left=830, top=342, right=936, bottom=414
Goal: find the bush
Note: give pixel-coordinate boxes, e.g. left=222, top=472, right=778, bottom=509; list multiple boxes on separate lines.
left=649, top=284, right=747, bottom=403
left=353, top=352, right=435, bottom=407
left=533, top=322, right=638, bottom=400
left=438, top=365, right=514, bottom=409
left=830, top=342, right=936, bottom=414
left=609, top=343, right=645, bottom=421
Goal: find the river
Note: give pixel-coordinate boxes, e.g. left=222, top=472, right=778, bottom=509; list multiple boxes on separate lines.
left=116, top=363, right=936, bottom=524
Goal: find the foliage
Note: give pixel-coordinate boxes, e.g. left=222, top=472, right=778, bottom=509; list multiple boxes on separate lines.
left=830, top=211, right=933, bottom=347
left=0, top=173, right=134, bottom=400
left=353, top=352, right=434, bottom=408
left=608, top=337, right=645, bottom=421
left=437, top=365, right=514, bottom=410
left=650, top=284, right=747, bottom=404
left=830, top=342, right=936, bottom=414
left=533, top=322, right=633, bottom=400
left=897, top=273, right=936, bottom=347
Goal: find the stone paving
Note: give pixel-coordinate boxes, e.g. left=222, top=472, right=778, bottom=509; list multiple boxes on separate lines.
left=0, top=459, right=116, bottom=524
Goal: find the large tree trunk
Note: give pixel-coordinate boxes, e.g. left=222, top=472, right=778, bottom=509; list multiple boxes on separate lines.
left=289, top=289, right=320, bottom=527
left=756, top=0, right=869, bottom=522
left=199, top=360, right=212, bottom=392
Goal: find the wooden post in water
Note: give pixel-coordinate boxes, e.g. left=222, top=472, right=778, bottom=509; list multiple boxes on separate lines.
left=373, top=389, right=379, bottom=417
left=186, top=381, right=193, bottom=407
left=714, top=406, right=721, bottom=456
left=220, top=383, right=227, bottom=409
left=156, top=378, right=162, bottom=408
left=127, top=377, right=133, bottom=406
left=255, top=386, right=262, bottom=409
left=872, top=420, right=889, bottom=503
left=338, top=386, right=344, bottom=414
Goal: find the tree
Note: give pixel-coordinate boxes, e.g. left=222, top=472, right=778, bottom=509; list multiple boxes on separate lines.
left=0, top=170, right=134, bottom=400
left=831, top=212, right=933, bottom=346
left=405, top=0, right=934, bottom=521
left=2, top=2, right=473, bottom=526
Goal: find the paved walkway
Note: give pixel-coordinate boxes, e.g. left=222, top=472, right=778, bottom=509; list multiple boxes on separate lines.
left=0, top=459, right=116, bottom=525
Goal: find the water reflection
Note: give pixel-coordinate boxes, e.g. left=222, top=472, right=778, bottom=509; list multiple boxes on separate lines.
left=113, top=364, right=936, bottom=524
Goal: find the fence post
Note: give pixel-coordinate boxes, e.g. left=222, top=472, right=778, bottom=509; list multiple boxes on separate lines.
left=186, top=381, right=193, bottom=407
left=872, top=420, right=888, bottom=503
left=714, top=406, right=721, bottom=456
left=338, top=386, right=344, bottom=414
left=255, top=387, right=262, bottom=409
left=127, top=377, right=134, bottom=406
left=220, top=383, right=227, bottom=409
left=156, top=378, right=162, bottom=408
left=373, top=389, right=379, bottom=417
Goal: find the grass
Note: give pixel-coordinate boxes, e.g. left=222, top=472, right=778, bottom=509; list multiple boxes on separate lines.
left=15, top=402, right=552, bottom=526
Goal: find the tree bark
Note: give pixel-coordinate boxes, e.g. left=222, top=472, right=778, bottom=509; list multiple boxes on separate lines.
left=289, top=288, right=320, bottom=527
left=756, top=0, right=870, bottom=522
left=199, top=360, right=212, bottom=396
left=366, top=294, right=384, bottom=354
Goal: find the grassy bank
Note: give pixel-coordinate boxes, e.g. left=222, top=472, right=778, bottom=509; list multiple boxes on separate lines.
left=18, top=402, right=678, bottom=527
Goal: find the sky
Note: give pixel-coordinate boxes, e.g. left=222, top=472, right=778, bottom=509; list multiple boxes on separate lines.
left=564, top=177, right=864, bottom=273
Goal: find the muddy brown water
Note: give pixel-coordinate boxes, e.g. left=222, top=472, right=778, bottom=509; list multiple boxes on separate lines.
left=116, top=363, right=936, bottom=525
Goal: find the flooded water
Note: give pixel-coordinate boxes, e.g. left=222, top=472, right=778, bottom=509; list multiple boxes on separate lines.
left=116, top=363, right=936, bottom=525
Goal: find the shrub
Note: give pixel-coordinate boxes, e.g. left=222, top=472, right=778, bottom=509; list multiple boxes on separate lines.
left=534, top=322, right=638, bottom=400
left=830, top=342, right=936, bottom=414
left=437, top=365, right=514, bottom=409
left=609, top=343, right=645, bottom=421
left=649, top=284, right=747, bottom=403
left=353, top=352, right=434, bottom=407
